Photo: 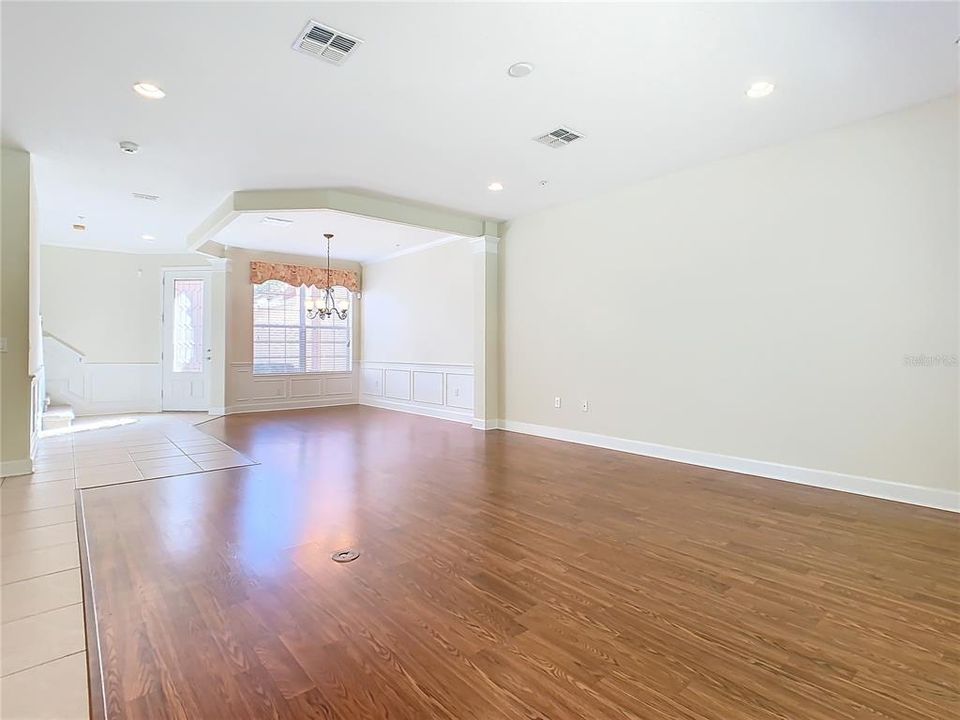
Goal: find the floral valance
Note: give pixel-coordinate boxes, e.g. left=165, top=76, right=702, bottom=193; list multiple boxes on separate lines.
left=249, top=261, right=360, bottom=293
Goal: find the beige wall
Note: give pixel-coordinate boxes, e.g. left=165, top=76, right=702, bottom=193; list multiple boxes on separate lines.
left=1, top=147, right=33, bottom=470
left=501, top=96, right=959, bottom=493
left=361, top=239, right=473, bottom=364
left=39, top=246, right=203, bottom=363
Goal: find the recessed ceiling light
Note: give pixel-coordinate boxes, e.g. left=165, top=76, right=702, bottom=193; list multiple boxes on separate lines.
left=507, top=62, right=534, bottom=78
left=119, top=141, right=140, bottom=155
left=746, top=80, right=775, bottom=98
left=141, top=234, right=155, bottom=241
left=261, top=216, right=293, bottom=227
left=133, top=82, right=165, bottom=99
left=488, top=182, right=504, bottom=192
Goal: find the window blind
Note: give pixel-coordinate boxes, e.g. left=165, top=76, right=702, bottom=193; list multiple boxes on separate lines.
left=252, top=280, right=351, bottom=375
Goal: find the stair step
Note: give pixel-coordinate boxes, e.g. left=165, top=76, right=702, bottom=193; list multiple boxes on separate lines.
left=42, top=405, right=74, bottom=431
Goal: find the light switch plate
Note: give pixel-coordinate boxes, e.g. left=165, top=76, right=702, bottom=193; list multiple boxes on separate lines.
left=0, top=337, right=7, bottom=352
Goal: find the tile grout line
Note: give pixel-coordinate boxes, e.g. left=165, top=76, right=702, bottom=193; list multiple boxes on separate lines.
left=1, top=519, right=78, bottom=537
left=2, top=563, right=82, bottom=586
left=0, top=649, right=87, bottom=680
left=1, top=598, right=83, bottom=625
left=1, top=501, right=77, bottom=518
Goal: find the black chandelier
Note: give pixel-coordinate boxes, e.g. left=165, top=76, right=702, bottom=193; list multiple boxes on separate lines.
left=305, top=233, right=348, bottom=321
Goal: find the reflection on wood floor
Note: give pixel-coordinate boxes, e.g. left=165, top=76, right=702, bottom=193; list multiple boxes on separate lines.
left=78, top=405, right=959, bottom=719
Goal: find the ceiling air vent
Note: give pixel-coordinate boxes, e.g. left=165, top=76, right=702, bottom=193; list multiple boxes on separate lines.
left=132, top=192, right=159, bottom=202
left=292, top=20, right=362, bottom=65
left=534, top=127, right=584, bottom=149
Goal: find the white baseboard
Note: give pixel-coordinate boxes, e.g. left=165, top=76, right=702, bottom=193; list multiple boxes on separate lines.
left=225, top=397, right=356, bottom=415
left=208, top=407, right=226, bottom=416
left=499, top=420, right=959, bottom=513
left=360, top=397, right=473, bottom=424
left=1, top=458, right=34, bottom=478
left=472, top=418, right=500, bottom=430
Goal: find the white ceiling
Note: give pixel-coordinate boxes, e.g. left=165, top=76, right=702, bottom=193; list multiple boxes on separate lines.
left=2, top=2, right=957, bottom=257
left=216, top=210, right=454, bottom=263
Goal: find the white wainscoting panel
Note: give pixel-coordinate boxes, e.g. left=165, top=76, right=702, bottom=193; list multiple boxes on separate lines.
left=445, top=374, right=474, bottom=410
left=227, top=363, right=358, bottom=414
left=289, top=377, right=323, bottom=399
left=383, top=369, right=412, bottom=401
left=44, top=335, right=163, bottom=415
left=325, top=376, right=355, bottom=397
left=361, top=368, right=382, bottom=396
left=360, top=362, right=473, bottom=424
left=412, top=371, right=444, bottom=405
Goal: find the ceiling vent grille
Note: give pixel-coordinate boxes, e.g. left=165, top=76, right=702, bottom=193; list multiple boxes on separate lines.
left=292, top=20, right=362, bottom=65
left=534, top=127, right=584, bottom=149
left=132, top=192, right=160, bottom=202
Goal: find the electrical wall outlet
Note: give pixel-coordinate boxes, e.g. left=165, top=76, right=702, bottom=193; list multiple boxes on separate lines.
left=554, top=396, right=562, bottom=409
left=581, top=401, right=589, bottom=412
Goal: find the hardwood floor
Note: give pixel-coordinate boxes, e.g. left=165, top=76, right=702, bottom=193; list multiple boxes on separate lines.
left=77, top=405, right=959, bottom=719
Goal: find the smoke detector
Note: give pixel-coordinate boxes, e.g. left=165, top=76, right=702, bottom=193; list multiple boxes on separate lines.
left=292, top=20, right=362, bottom=65
left=534, top=127, right=584, bottom=149
left=119, top=140, right=140, bottom=154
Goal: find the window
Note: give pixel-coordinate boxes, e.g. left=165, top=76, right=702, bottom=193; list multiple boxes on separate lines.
left=172, top=279, right=204, bottom=373
left=253, top=280, right=352, bottom=375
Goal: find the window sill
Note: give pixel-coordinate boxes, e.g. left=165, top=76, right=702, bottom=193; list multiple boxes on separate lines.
left=251, top=369, right=354, bottom=379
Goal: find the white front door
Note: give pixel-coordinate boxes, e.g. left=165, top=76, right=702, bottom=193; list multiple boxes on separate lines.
left=161, top=270, right=212, bottom=411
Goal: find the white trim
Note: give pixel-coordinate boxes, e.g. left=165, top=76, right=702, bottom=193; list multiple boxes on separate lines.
left=1, top=458, right=33, bottom=478
left=225, top=397, right=355, bottom=415
left=470, top=236, right=499, bottom=254
left=75, top=491, right=108, bottom=720
left=208, top=407, right=226, bottom=416
left=228, top=362, right=358, bottom=412
left=472, top=418, right=500, bottom=430
left=499, top=420, right=959, bottom=513
left=159, top=263, right=224, bottom=273
left=361, top=397, right=473, bottom=424
left=43, top=339, right=163, bottom=416
left=39, top=241, right=210, bottom=256
left=360, top=362, right=473, bottom=419
left=363, top=235, right=464, bottom=265
left=161, top=269, right=214, bottom=412
left=360, top=361, right=472, bottom=369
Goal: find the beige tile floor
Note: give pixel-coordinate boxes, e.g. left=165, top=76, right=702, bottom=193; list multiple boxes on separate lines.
left=0, top=413, right=256, bottom=719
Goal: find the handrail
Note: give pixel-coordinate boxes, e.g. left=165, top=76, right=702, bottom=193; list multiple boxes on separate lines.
left=42, top=332, right=86, bottom=360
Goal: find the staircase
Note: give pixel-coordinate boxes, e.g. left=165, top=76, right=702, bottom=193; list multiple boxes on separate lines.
left=41, top=399, right=74, bottom=432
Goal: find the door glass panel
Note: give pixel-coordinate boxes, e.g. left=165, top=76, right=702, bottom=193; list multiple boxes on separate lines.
left=172, top=279, right=204, bottom=373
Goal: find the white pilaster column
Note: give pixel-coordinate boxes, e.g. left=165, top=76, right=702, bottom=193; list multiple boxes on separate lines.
left=470, top=235, right=500, bottom=429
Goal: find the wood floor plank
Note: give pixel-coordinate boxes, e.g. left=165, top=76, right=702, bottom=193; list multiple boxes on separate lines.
left=76, top=406, right=959, bottom=719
